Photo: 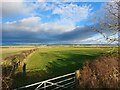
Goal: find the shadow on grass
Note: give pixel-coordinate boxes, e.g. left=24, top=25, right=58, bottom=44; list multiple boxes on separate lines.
left=12, top=70, right=47, bottom=88
left=45, top=53, right=101, bottom=77
left=12, top=52, right=103, bottom=88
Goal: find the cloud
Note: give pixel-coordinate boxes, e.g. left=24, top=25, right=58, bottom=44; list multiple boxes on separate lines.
left=2, top=0, right=35, bottom=18
left=2, top=1, right=119, bottom=45
left=34, top=2, right=92, bottom=25
left=2, top=17, right=98, bottom=44
left=56, top=26, right=98, bottom=41
left=3, top=17, right=41, bottom=32
left=3, top=16, right=75, bottom=33
left=3, top=1, right=113, bottom=44
left=52, top=3, right=92, bottom=23
left=2, top=1, right=93, bottom=29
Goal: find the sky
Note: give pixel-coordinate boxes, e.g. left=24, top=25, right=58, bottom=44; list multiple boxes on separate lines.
left=1, top=0, right=118, bottom=45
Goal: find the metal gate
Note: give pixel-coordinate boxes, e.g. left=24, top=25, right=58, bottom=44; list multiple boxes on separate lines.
left=15, top=72, right=75, bottom=90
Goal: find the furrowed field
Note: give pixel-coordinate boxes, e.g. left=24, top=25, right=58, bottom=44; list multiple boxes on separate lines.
left=1, top=45, right=118, bottom=88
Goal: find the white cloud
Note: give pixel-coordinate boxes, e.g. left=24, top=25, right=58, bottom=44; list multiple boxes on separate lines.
left=3, top=16, right=75, bottom=33
left=3, top=17, right=41, bottom=32
left=20, top=17, right=41, bottom=25
left=2, top=1, right=93, bottom=27
left=2, top=0, right=35, bottom=17
left=52, top=3, right=92, bottom=23
left=35, top=2, right=92, bottom=25
left=40, top=22, right=75, bottom=33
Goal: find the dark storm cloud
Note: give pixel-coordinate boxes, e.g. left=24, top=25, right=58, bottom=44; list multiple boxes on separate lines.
left=56, top=26, right=98, bottom=41
left=2, top=26, right=98, bottom=44
left=2, top=30, right=56, bottom=43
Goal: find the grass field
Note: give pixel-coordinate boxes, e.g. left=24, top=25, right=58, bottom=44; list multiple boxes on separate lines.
left=1, top=45, right=118, bottom=88
left=0, top=46, right=35, bottom=59
left=26, top=46, right=113, bottom=72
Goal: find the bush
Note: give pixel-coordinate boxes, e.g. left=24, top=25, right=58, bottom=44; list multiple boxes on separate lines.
left=76, top=53, right=119, bottom=88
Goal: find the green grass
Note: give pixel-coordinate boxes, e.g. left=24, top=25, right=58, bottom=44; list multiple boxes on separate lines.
left=12, top=46, right=118, bottom=88
left=26, top=47, right=114, bottom=72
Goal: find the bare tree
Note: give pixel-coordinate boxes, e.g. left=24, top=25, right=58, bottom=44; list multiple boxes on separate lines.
left=91, top=0, right=120, bottom=44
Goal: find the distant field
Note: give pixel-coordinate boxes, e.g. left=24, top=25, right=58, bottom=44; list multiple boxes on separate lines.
left=0, top=46, right=35, bottom=59
left=1, top=45, right=118, bottom=88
